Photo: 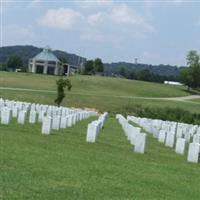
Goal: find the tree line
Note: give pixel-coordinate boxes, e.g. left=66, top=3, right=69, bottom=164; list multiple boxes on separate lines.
left=118, top=67, right=180, bottom=83
left=82, top=58, right=104, bottom=75
left=117, top=50, right=200, bottom=90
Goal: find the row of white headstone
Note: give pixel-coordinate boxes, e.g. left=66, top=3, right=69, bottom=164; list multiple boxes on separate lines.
left=128, top=115, right=200, bottom=163
left=86, top=112, right=108, bottom=143
left=116, top=114, right=147, bottom=154
left=0, top=98, right=98, bottom=135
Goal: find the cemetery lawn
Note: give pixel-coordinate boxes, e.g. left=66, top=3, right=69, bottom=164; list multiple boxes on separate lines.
left=1, top=117, right=200, bottom=200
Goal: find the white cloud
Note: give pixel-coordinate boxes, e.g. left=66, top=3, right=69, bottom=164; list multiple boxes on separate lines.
left=75, top=0, right=113, bottom=9
left=110, top=4, right=155, bottom=32
left=38, top=4, right=155, bottom=43
left=28, top=0, right=41, bottom=8
left=39, top=8, right=84, bottom=30
left=87, top=12, right=105, bottom=26
left=110, top=4, right=141, bottom=24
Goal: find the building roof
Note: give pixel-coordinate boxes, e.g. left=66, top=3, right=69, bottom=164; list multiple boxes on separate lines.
left=32, top=46, right=60, bottom=62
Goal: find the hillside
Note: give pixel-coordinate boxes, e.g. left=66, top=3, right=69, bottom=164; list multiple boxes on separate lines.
left=0, top=45, right=185, bottom=77
left=0, top=72, right=188, bottom=97
left=1, top=72, right=200, bottom=117
left=0, top=45, right=86, bottom=66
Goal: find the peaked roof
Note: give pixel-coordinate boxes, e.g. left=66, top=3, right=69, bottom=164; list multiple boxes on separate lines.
left=32, top=46, right=60, bottom=62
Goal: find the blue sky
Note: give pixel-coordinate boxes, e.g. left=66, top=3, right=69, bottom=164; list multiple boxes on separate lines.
left=1, top=0, right=200, bottom=66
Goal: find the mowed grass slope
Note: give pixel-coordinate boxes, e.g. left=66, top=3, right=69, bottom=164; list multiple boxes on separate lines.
left=1, top=89, right=200, bottom=115
left=0, top=72, right=189, bottom=97
left=1, top=72, right=200, bottom=114
left=188, top=98, right=200, bottom=103
left=1, top=118, right=200, bottom=200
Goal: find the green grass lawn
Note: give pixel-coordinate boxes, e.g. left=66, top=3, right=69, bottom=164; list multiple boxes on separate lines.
left=1, top=89, right=200, bottom=115
left=0, top=72, right=200, bottom=115
left=187, top=98, right=200, bottom=103
left=1, top=117, right=200, bottom=200
left=0, top=72, right=190, bottom=97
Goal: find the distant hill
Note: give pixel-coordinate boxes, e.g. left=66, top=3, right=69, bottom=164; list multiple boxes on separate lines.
left=104, top=62, right=185, bottom=77
left=0, top=45, right=86, bottom=66
left=0, top=45, right=185, bottom=76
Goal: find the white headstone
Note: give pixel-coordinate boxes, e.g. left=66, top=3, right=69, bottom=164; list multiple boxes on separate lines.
left=175, top=138, right=186, bottom=155
left=187, top=143, right=200, bottom=163
left=184, top=132, right=191, bottom=143
left=29, top=110, right=37, bottom=123
left=38, top=111, right=45, bottom=123
left=72, top=114, right=76, bottom=125
left=1, top=107, right=11, bottom=124
left=151, top=126, right=160, bottom=138
left=52, top=115, right=60, bottom=130
left=134, top=133, right=147, bottom=154
left=165, top=131, right=175, bottom=148
left=42, top=116, right=52, bottom=135
left=158, top=130, right=166, bottom=143
left=12, top=107, right=18, bottom=118
left=86, top=123, right=98, bottom=143
left=67, top=115, right=73, bottom=127
left=17, top=110, right=26, bottom=124
left=176, top=128, right=183, bottom=138
left=129, top=127, right=141, bottom=145
left=193, top=134, right=200, bottom=144
left=60, top=116, right=67, bottom=129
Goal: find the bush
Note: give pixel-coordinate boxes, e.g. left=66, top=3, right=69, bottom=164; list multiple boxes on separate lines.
left=120, top=103, right=200, bottom=125
left=54, top=78, right=72, bottom=106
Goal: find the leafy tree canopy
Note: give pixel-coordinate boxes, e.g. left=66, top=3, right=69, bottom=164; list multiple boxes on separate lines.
left=7, top=55, right=23, bottom=71
left=94, top=58, right=104, bottom=72
left=181, top=50, right=200, bottom=90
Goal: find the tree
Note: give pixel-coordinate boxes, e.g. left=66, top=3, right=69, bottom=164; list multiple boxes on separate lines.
left=119, top=67, right=127, bottom=77
left=0, top=63, right=7, bottom=71
left=181, top=50, right=200, bottom=90
left=137, top=69, right=152, bottom=81
left=180, top=68, right=193, bottom=91
left=54, top=78, right=72, bottom=106
left=186, top=50, right=199, bottom=66
left=127, top=70, right=137, bottom=80
left=7, top=55, right=23, bottom=71
left=94, top=58, right=104, bottom=72
left=84, top=60, right=94, bottom=75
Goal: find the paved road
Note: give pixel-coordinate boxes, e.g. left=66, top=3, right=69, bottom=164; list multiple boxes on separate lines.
left=0, top=86, right=199, bottom=103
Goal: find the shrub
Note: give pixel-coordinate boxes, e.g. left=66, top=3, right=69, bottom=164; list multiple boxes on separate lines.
left=54, top=78, right=72, bottom=106
left=120, top=103, right=200, bottom=125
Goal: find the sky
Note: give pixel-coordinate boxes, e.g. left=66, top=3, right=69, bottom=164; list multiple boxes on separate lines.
left=1, top=0, right=200, bottom=66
